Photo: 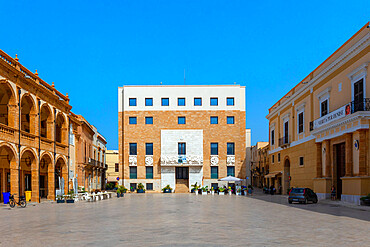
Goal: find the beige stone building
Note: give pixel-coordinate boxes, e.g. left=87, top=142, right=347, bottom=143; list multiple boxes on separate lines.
left=118, top=85, right=247, bottom=192
left=266, top=23, right=370, bottom=204
left=106, top=150, right=119, bottom=184
left=250, top=142, right=269, bottom=189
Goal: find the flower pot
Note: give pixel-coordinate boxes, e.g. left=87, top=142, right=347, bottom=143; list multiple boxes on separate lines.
left=163, top=189, right=172, bottom=193
left=202, top=191, right=207, bottom=195
left=117, top=193, right=120, bottom=198
left=236, top=192, right=241, bottom=196
left=66, top=199, right=75, bottom=203
left=57, top=199, right=65, bottom=203
left=195, top=190, right=199, bottom=195
left=218, top=192, right=225, bottom=195
left=137, top=189, right=145, bottom=193
left=211, top=191, right=215, bottom=195
left=120, top=193, right=124, bottom=197
left=228, top=191, right=232, bottom=195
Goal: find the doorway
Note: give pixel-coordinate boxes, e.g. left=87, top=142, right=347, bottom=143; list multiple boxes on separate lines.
left=175, top=167, right=189, bottom=193
left=284, top=159, right=290, bottom=194
left=335, top=143, right=345, bottom=200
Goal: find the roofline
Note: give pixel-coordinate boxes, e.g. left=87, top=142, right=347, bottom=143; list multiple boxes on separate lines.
left=268, top=22, right=370, bottom=112
left=119, top=84, right=245, bottom=88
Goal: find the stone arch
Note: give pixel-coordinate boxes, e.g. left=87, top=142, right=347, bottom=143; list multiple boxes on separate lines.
left=0, top=80, right=17, bottom=127
left=0, top=142, right=18, bottom=201
left=40, top=151, right=54, bottom=200
left=20, top=148, right=37, bottom=200
left=55, top=156, right=68, bottom=194
left=20, top=93, right=37, bottom=134
left=40, top=103, right=53, bottom=139
left=283, top=156, right=291, bottom=195
left=55, top=113, right=67, bottom=144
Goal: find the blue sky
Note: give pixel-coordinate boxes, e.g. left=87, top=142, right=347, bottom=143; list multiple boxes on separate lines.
left=1, top=1, right=368, bottom=149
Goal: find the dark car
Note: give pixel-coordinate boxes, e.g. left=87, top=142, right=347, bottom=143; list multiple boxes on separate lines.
left=288, top=188, right=318, bottom=204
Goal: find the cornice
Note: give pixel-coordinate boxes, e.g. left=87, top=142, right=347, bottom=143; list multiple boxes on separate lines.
left=267, top=32, right=370, bottom=120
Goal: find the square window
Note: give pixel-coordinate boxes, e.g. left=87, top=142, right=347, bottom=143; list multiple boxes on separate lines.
left=145, top=117, right=153, bottom=125
left=299, top=157, right=304, bottom=166
left=211, top=143, right=218, bottom=155
left=227, top=97, right=235, bottom=106
left=210, top=97, right=218, bottom=106
left=129, top=143, right=137, bottom=155
left=227, top=116, right=235, bottom=124
left=194, top=98, right=202, bottom=106
left=227, top=143, right=235, bottom=155
left=178, top=143, right=186, bottom=155
left=146, top=143, right=153, bottom=155
left=145, top=98, right=153, bottom=106
left=161, top=98, right=169, bottom=106
left=227, top=166, right=235, bottom=177
left=130, top=167, right=137, bottom=179
left=211, top=167, right=218, bottom=179
left=178, top=98, right=185, bottom=106
left=129, top=117, right=137, bottom=124
left=115, top=163, right=119, bottom=172
left=210, top=116, right=218, bottom=124
left=146, top=167, right=153, bottom=179
left=129, top=98, right=137, bottom=106
left=178, top=116, right=186, bottom=124
left=146, top=183, right=153, bottom=190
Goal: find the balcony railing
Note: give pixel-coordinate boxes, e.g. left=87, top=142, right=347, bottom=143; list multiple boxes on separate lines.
left=310, top=98, right=370, bottom=131
left=279, top=136, right=290, bottom=147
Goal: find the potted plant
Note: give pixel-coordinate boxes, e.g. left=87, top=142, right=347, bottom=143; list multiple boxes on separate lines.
left=162, top=185, right=173, bottom=193
left=228, top=186, right=232, bottom=195
left=130, top=186, right=135, bottom=192
left=218, top=187, right=225, bottom=195
left=360, top=194, right=370, bottom=206
left=137, top=183, right=145, bottom=193
left=236, top=188, right=242, bottom=196
left=56, top=195, right=65, bottom=203
left=210, top=187, right=215, bottom=195
left=66, top=191, right=75, bottom=203
left=201, top=186, right=208, bottom=195
left=117, top=186, right=126, bottom=197
left=191, top=182, right=200, bottom=195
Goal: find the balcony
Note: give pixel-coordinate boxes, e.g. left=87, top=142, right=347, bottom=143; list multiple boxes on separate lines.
left=279, top=136, right=290, bottom=147
left=310, top=99, right=370, bottom=131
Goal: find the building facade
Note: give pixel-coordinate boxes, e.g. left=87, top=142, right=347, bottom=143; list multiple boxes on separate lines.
left=250, top=142, right=269, bottom=189
left=266, top=23, right=370, bottom=204
left=118, top=85, right=247, bottom=192
left=0, top=49, right=107, bottom=202
left=106, top=150, right=119, bottom=184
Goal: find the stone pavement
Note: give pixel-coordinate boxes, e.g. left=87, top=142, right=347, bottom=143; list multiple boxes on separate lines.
left=0, top=193, right=369, bottom=246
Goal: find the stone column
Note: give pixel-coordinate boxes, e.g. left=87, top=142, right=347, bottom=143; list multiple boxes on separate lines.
left=324, top=140, right=331, bottom=177
left=345, top=133, right=353, bottom=177
left=31, top=160, right=39, bottom=202
left=316, top=142, right=322, bottom=178
left=358, top=129, right=367, bottom=175
left=47, top=161, right=55, bottom=200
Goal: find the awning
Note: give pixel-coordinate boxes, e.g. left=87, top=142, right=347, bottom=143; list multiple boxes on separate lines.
left=265, top=171, right=282, bottom=178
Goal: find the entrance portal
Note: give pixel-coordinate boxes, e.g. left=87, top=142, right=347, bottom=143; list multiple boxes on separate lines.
left=335, top=143, right=345, bottom=200
left=283, top=159, right=290, bottom=195
left=175, top=167, right=189, bottom=193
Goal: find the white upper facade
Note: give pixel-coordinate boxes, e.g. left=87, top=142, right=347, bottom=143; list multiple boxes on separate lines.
left=118, top=85, right=246, bottom=112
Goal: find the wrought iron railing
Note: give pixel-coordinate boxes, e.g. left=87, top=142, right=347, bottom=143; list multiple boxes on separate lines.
left=278, top=135, right=290, bottom=147
left=351, top=98, right=370, bottom=113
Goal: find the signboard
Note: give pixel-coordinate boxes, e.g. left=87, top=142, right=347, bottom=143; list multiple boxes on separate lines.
left=116, top=177, right=120, bottom=181
left=178, top=155, right=186, bottom=163
left=313, top=104, right=351, bottom=130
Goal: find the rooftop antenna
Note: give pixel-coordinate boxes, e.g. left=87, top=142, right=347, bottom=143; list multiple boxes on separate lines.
left=184, top=69, right=186, bottom=85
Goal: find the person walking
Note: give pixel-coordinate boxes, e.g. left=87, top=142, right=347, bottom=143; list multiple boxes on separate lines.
left=270, top=185, right=275, bottom=195
left=331, top=186, right=336, bottom=200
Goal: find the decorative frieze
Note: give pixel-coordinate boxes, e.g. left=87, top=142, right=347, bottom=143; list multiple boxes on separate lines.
left=161, top=155, right=203, bottom=166
left=129, top=155, right=137, bottom=166
left=227, top=155, right=235, bottom=166
left=210, top=155, right=219, bottom=166
left=145, top=155, right=153, bottom=166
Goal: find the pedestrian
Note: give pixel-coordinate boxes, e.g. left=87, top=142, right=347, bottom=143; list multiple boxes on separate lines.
left=331, top=186, right=336, bottom=200
left=270, top=185, right=275, bottom=195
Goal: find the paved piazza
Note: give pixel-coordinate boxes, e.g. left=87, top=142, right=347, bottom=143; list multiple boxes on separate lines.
left=1, top=194, right=369, bottom=246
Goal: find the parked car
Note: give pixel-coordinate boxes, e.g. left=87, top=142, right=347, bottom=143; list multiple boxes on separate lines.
left=288, top=188, right=318, bottom=204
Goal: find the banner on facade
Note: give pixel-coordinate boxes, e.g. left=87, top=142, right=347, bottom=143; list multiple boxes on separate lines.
left=313, top=103, right=351, bottom=130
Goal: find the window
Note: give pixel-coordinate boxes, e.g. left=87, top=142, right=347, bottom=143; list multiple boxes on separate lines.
left=145, top=98, right=153, bottom=106
left=146, top=143, right=153, bottom=155
left=278, top=153, right=280, bottom=162
left=115, top=163, right=119, bottom=172
left=272, top=155, right=275, bottom=163
left=129, top=143, right=137, bottom=155
left=227, top=116, right=235, bottom=124
left=194, top=98, right=202, bottom=106
left=129, top=98, right=137, bottom=106
left=178, top=116, right=186, bottom=124
left=145, top=117, right=153, bottom=125
left=227, top=166, right=235, bottom=176
left=178, top=143, right=186, bottom=155
left=211, top=167, right=218, bottom=179
left=146, top=183, right=153, bottom=190
left=129, top=167, right=137, bottom=179
left=299, top=157, right=304, bottom=166
left=210, top=116, right=218, bottom=124
left=321, top=99, right=328, bottom=117
left=227, top=97, right=235, bottom=106
left=227, top=143, right=235, bottom=155
left=146, top=167, right=153, bottom=179
left=129, top=117, right=137, bottom=124
left=211, top=143, right=218, bottom=155
left=271, top=130, right=275, bottom=145
left=210, top=97, right=218, bottom=106
left=298, top=112, right=304, bottom=133
left=178, top=98, right=185, bottom=106
left=161, top=98, right=169, bottom=106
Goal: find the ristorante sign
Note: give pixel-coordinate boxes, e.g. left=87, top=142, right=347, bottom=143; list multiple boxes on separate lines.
left=313, top=104, right=351, bottom=130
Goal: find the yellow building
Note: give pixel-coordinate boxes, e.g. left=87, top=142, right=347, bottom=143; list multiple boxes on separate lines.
left=250, top=142, right=269, bottom=188
left=266, top=23, right=370, bottom=204
left=106, top=150, right=119, bottom=184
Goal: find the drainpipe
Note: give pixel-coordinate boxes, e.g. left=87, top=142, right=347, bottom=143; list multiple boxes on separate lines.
left=18, top=88, right=21, bottom=198
left=38, top=99, right=41, bottom=203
